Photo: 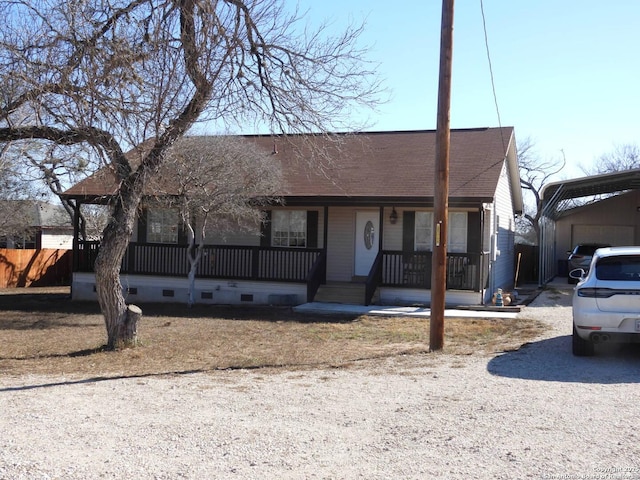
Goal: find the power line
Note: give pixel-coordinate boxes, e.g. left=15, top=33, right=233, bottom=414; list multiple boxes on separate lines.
left=479, top=0, right=506, bottom=154
left=449, top=1, right=512, bottom=196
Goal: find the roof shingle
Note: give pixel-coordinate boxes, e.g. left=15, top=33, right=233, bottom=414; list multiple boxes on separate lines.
left=63, top=127, right=516, bottom=205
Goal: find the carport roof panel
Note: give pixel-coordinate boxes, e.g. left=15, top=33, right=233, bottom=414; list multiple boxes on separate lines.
left=542, top=168, right=640, bottom=202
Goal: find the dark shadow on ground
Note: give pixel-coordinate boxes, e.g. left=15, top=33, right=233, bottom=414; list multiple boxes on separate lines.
left=0, top=368, right=209, bottom=393
left=0, top=346, right=108, bottom=361
left=488, top=335, right=640, bottom=384
left=0, top=359, right=348, bottom=393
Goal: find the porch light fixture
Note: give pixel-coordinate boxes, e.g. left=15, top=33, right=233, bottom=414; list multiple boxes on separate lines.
left=389, top=207, right=398, bottom=224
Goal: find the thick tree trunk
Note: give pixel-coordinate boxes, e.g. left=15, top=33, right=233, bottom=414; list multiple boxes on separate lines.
left=94, top=186, right=144, bottom=350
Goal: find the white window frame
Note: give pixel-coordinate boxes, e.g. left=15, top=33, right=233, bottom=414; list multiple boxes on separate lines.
left=272, top=210, right=307, bottom=248
left=448, top=212, right=468, bottom=253
left=415, top=212, right=433, bottom=251
left=415, top=211, right=467, bottom=252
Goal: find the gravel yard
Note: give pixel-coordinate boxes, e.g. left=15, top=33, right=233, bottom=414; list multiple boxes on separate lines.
left=2, top=284, right=640, bottom=480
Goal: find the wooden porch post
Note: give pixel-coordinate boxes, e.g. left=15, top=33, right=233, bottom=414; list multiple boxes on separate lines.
left=378, top=207, right=384, bottom=250
left=323, top=206, right=329, bottom=282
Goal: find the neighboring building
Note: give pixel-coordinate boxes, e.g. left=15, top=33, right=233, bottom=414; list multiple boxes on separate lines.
left=0, top=200, right=73, bottom=250
left=62, top=128, right=523, bottom=306
left=557, top=191, right=639, bottom=249
left=555, top=191, right=640, bottom=272
left=539, top=169, right=640, bottom=283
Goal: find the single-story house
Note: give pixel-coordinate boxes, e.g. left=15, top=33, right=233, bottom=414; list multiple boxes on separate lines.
left=62, top=127, right=523, bottom=306
left=0, top=200, right=73, bottom=250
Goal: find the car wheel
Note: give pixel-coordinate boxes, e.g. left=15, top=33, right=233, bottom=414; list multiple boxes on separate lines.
left=572, top=325, right=595, bottom=356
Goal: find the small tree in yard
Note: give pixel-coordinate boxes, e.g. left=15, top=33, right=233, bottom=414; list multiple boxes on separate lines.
left=6, top=140, right=106, bottom=241
left=159, top=136, right=282, bottom=307
left=0, top=145, right=36, bottom=242
left=0, top=0, right=381, bottom=349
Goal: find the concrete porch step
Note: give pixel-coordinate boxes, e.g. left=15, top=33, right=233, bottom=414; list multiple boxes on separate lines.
left=313, top=282, right=378, bottom=305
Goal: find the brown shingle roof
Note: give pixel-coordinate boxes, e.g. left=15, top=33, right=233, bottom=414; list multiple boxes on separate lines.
left=63, top=127, right=517, bottom=206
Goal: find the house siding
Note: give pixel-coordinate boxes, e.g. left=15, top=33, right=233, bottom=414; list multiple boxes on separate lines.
left=383, top=207, right=403, bottom=250
left=488, top=161, right=516, bottom=301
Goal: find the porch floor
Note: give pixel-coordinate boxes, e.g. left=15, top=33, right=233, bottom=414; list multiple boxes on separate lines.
left=296, top=281, right=546, bottom=319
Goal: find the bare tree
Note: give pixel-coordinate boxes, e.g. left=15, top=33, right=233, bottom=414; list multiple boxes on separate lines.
left=580, top=143, right=640, bottom=175
left=6, top=141, right=102, bottom=240
left=157, top=136, right=282, bottom=307
left=0, top=0, right=381, bottom=349
left=517, top=137, right=566, bottom=243
left=0, top=144, right=42, bottom=243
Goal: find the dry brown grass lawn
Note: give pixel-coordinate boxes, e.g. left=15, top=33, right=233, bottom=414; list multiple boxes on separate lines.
left=0, top=288, right=547, bottom=377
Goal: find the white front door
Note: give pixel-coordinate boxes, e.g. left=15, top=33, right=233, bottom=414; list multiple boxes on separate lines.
left=354, top=211, right=379, bottom=276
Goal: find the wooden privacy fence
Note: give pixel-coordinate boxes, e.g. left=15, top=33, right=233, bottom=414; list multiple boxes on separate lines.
left=0, top=248, right=72, bottom=288
left=514, top=244, right=539, bottom=284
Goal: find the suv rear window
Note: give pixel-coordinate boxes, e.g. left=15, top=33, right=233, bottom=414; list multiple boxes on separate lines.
left=595, top=255, right=640, bottom=281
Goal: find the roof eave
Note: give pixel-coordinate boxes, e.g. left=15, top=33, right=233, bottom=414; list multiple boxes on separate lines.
left=280, top=195, right=492, bottom=208
left=507, top=131, right=524, bottom=215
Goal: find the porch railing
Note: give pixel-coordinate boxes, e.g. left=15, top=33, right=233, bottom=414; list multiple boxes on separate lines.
left=75, top=242, right=482, bottom=292
left=76, top=241, right=322, bottom=283
left=380, top=250, right=483, bottom=291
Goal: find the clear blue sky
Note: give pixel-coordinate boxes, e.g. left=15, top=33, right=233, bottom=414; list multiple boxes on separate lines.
left=292, top=0, right=640, bottom=179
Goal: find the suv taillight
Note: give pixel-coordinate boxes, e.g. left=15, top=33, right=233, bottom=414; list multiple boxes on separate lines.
left=578, top=288, right=615, bottom=298
left=577, top=288, right=615, bottom=298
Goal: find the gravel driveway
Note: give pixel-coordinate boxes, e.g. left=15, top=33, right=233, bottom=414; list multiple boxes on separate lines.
left=2, top=284, right=640, bottom=480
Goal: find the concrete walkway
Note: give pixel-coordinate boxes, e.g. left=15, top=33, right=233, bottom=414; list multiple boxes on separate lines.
left=293, top=279, right=574, bottom=320
left=293, top=302, right=521, bottom=319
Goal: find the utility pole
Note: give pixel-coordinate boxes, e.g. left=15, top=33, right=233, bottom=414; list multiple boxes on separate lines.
left=430, top=0, right=454, bottom=351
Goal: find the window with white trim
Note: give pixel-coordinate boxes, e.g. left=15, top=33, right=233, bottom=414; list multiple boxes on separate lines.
left=415, top=211, right=467, bottom=252
left=415, top=212, right=433, bottom=251
left=447, top=212, right=468, bottom=253
left=147, top=209, right=179, bottom=244
left=272, top=210, right=306, bottom=247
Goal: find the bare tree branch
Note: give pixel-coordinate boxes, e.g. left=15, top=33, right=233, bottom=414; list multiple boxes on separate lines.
left=517, top=137, right=567, bottom=243
left=0, top=0, right=382, bottom=349
left=580, top=143, right=640, bottom=176
left=155, top=135, right=282, bottom=306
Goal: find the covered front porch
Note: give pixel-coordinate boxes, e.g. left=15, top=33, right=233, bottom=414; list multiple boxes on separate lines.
left=72, top=240, right=485, bottom=306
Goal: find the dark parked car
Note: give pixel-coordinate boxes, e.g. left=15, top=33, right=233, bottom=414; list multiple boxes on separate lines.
left=567, top=243, right=610, bottom=283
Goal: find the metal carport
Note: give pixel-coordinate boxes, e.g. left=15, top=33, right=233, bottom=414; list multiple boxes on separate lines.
left=539, top=168, right=640, bottom=284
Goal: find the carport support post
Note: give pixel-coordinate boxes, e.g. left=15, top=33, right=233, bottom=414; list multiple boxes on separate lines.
left=431, top=0, right=454, bottom=351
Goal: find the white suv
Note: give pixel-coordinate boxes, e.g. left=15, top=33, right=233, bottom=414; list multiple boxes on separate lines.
left=570, top=246, right=640, bottom=356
